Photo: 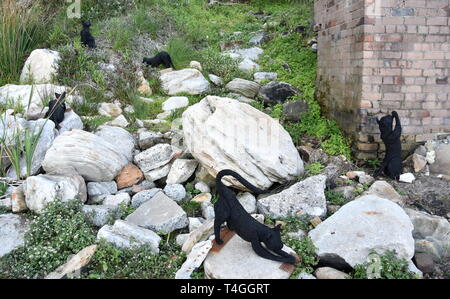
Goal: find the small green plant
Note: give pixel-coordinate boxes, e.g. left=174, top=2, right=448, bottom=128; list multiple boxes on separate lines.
left=185, top=183, right=201, bottom=197
left=0, top=181, right=8, bottom=196
left=282, top=236, right=318, bottom=277
left=305, top=162, right=325, bottom=176
left=366, top=158, right=382, bottom=170
left=180, top=200, right=202, bottom=218
left=351, top=250, right=419, bottom=279
left=0, top=200, right=96, bottom=279
left=325, top=191, right=347, bottom=206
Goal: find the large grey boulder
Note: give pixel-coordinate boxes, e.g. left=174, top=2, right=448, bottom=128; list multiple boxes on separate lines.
left=203, top=234, right=296, bottom=279
left=95, top=125, right=136, bottom=162
left=42, top=130, right=129, bottom=182
left=0, top=214, right=30, bottom=258
left=125, top=191, right=188, bottom=233
left=225, top=78, right=260, bottom=98
left=404, top=208, right=450, bottom=262
left=160, top=68, right=210, bottom=95
left=258, top=81, right=300, bottom=106
left=257, top=175, right=327, bottom=219
left=97, top=220, right=161, bottom=253
left=182, top=96, right=303, bottom=190
left=20, top=49, right=60, bottom=84
left=7, top=119, right=56, bottom=179
left=23, top=174, right=87, bottom=214
left=309, top=195, right=415, bottom=268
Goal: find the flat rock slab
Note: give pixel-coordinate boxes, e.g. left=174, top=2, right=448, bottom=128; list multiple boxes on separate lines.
left=204, top=233, right=295, bottom=279
left=125, top=191, right=188, bottom=233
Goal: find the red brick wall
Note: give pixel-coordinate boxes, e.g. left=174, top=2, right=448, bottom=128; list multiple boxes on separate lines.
left=315, top=0, right=450, bottom=159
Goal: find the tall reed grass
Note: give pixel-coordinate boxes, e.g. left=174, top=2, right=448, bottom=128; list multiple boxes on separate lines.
left=0, top=0, right=45, bottom=85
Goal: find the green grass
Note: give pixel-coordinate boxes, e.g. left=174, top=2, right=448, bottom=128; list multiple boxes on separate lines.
left=325, top=191, right=348, bottom=206
left=305, top=162, right=325, bottom=176
left=0, top=0, right=47, bottom=86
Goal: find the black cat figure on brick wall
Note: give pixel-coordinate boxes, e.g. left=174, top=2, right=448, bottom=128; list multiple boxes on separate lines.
left=373, top=111, right=402, bottom=180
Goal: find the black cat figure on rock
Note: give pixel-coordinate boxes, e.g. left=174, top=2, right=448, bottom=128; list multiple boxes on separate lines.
left=373, top=111, right=403, bottom=180
left=214, top=169, right=296, bottom=264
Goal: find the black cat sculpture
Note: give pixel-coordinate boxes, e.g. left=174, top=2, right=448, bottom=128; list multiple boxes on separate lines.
left=373, top=111, right=402, bottom=180
left=81, top=20, right=96, bottom=48
left=45, top=92, right=67, bottom=126
left=214, top=169, right=296, bottom=264
left=142, top=51, right=175, bottom=69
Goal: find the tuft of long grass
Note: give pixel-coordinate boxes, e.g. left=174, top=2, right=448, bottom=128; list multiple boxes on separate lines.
left=0, top=0, right=45, bottom=85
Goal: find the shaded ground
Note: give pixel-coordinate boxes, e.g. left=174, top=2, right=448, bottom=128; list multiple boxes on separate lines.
left=391, top=175, right=450, bottom=219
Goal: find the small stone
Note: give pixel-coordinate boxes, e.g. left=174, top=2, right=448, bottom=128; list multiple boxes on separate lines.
left=201, top=201, right=215, bottom=219
left=412, top=154, right=427, bottom=173
left=115, top=164, right=144, bottom=190
left=399, top=173, right=416, bottom=183
left=298, top=272, right=316, bottom=279
left=346, top=171, right=365, bottom=180
left=87, top=181, right=117, bottom=204
left=189, top=61, right=202, bottom=71
left=310, top=216, right=322, bottom=227
left=103, top=193, right=131, bottom=207
left=138, top=130, right=166, bottom=150
left=286, top=230, right=306, bottom=240
left=225, top=78, right=261, bottom=98
left=166, top=159, right=199, bottom=184
left=98, top=102, right=122, bottom=118
left=194, top=182, right=210, bottom=193
left=253, top=72, right=277, bottom=83
left=11, top=186, right=27, bottom=213
left=426, top=151, right=436, bottom=165
left=192, top=193, right=212, bottom=203
left=314, top=267, right=350, bottom=279
left=163, top=184, right=187, bottom=202
left=414, top=253, right=435, bottom=273
left=208, top=74, right=223, bottom=86
left=162, top=96, right=189, bottom=112
left=176, top=233, right=189, bottom=247
left=358, top=174, right=375, bottom=185
left=109, top=115, right=129, bottom=128
left=189, top=217, right=203, bottom=232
